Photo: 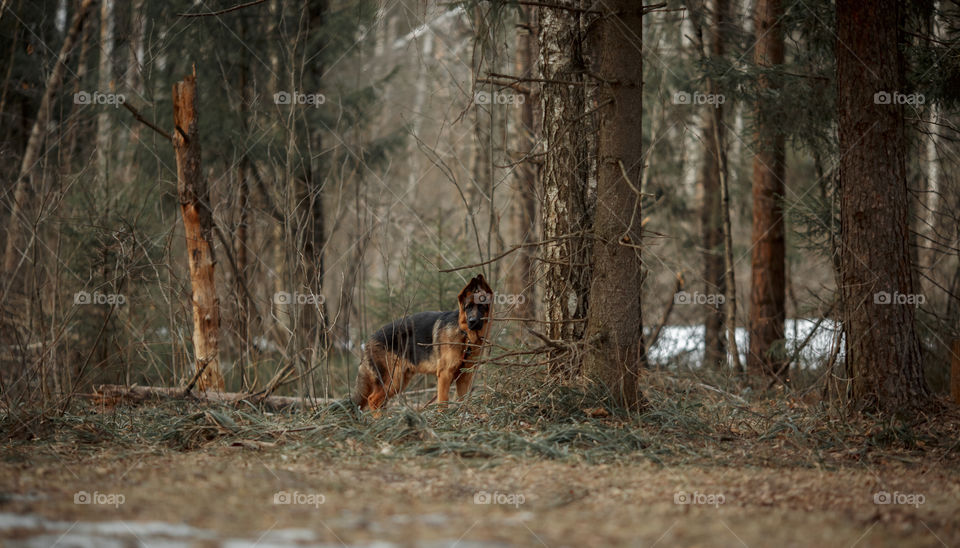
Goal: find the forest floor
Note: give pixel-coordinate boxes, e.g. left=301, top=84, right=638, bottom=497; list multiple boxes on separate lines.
left=1, top=372, right=959, bottom=547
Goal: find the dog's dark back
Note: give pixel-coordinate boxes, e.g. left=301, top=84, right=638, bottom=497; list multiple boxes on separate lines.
left=371, top=310, right=459, bottom=367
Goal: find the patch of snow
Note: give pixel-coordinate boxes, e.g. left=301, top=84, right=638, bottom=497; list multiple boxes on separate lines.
left=646, top=319, right=844, bottom=369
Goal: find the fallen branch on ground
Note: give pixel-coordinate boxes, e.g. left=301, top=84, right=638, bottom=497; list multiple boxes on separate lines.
left=90, top=384, right=336, bottom=411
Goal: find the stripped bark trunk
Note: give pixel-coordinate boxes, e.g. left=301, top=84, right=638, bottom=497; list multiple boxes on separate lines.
left=582, top=0, right=644, bottom=411
left=747, top=0, right=787, bottom=378
left=172, top=68, right=224, bottom=391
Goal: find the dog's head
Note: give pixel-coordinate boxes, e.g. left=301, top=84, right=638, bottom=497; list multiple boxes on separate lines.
left=457, top=274, right=493, bottom=340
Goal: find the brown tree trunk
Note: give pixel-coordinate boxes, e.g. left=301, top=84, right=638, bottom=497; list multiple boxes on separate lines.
left=700, top=112, right=725, bottom=368
left=538, top=0, right=593, bottom=377
left=295, top=0, right=330, bottom=399
left=172, top=69, right=224, bottom=391
left=233, top=16, right=253, bottom=389
left=510, top=4, right=539, bottom=320
left=96, top=0, right=114, bottom=186
left=582, top=0, right=644, bottom=411
left=699, top=0, right=726, bottom=369
left=235, top=157, right=251, bottom=390
left=122, top=0, right=145, bottom=183
left=836, top=0, right=929, bottom=411
left=296, top=166, right=326, bottom=398
left=747, top=0, right=787, bottom=378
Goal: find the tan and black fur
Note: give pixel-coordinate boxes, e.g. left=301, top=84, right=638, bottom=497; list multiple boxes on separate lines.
left=352, top=274, right=493, bottom=410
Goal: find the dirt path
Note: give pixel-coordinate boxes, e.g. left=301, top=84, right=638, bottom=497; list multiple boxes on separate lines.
left=0, top=447, right=957, bottom=547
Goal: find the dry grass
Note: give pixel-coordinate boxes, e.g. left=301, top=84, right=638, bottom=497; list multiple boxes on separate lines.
left=3, top=369, right=957, bottom=469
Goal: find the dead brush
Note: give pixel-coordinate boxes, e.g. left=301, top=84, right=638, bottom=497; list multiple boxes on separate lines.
left=2, top=367, right=958, bottom=469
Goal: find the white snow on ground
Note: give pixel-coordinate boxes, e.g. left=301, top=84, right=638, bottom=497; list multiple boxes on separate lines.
left=0, top=511, right=510, bottom=548
left=646, top=319, right=844, bottom=369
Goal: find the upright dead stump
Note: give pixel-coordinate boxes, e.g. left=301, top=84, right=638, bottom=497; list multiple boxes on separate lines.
left=172, top=67, right=224, bottom=391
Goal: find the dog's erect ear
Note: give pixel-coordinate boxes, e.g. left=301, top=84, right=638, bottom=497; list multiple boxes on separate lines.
left=473, top=274, right=492, bottom=295
left=457, top=274, right=493, bottom=313
left=457, top=276, right=477, bottom=311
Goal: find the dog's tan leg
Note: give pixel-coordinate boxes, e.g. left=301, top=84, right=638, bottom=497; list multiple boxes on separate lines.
left=436, top=369, right=455, bottom=406
left=455, top=368, right=474, bottom=399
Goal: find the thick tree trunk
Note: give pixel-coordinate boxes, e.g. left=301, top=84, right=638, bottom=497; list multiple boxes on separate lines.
left=836, top=0, right=929, bottom=411
left=700, top=110, right=726, bottom=368
left=472, top=3, right=506, bottom=280
left=296, top=0, right=330, bottom=399
left=538, top=0, right=593, bottom=377
left=582, top=0, right=644, bottom=411
left=747, top=0, right=787, bottom=378
left=172, top=69, right=225, bottom=391
left=699, top=0, right=726, bottom=368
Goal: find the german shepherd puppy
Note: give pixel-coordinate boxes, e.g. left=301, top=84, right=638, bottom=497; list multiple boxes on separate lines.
left=352, top=274, right=494, bottom=410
